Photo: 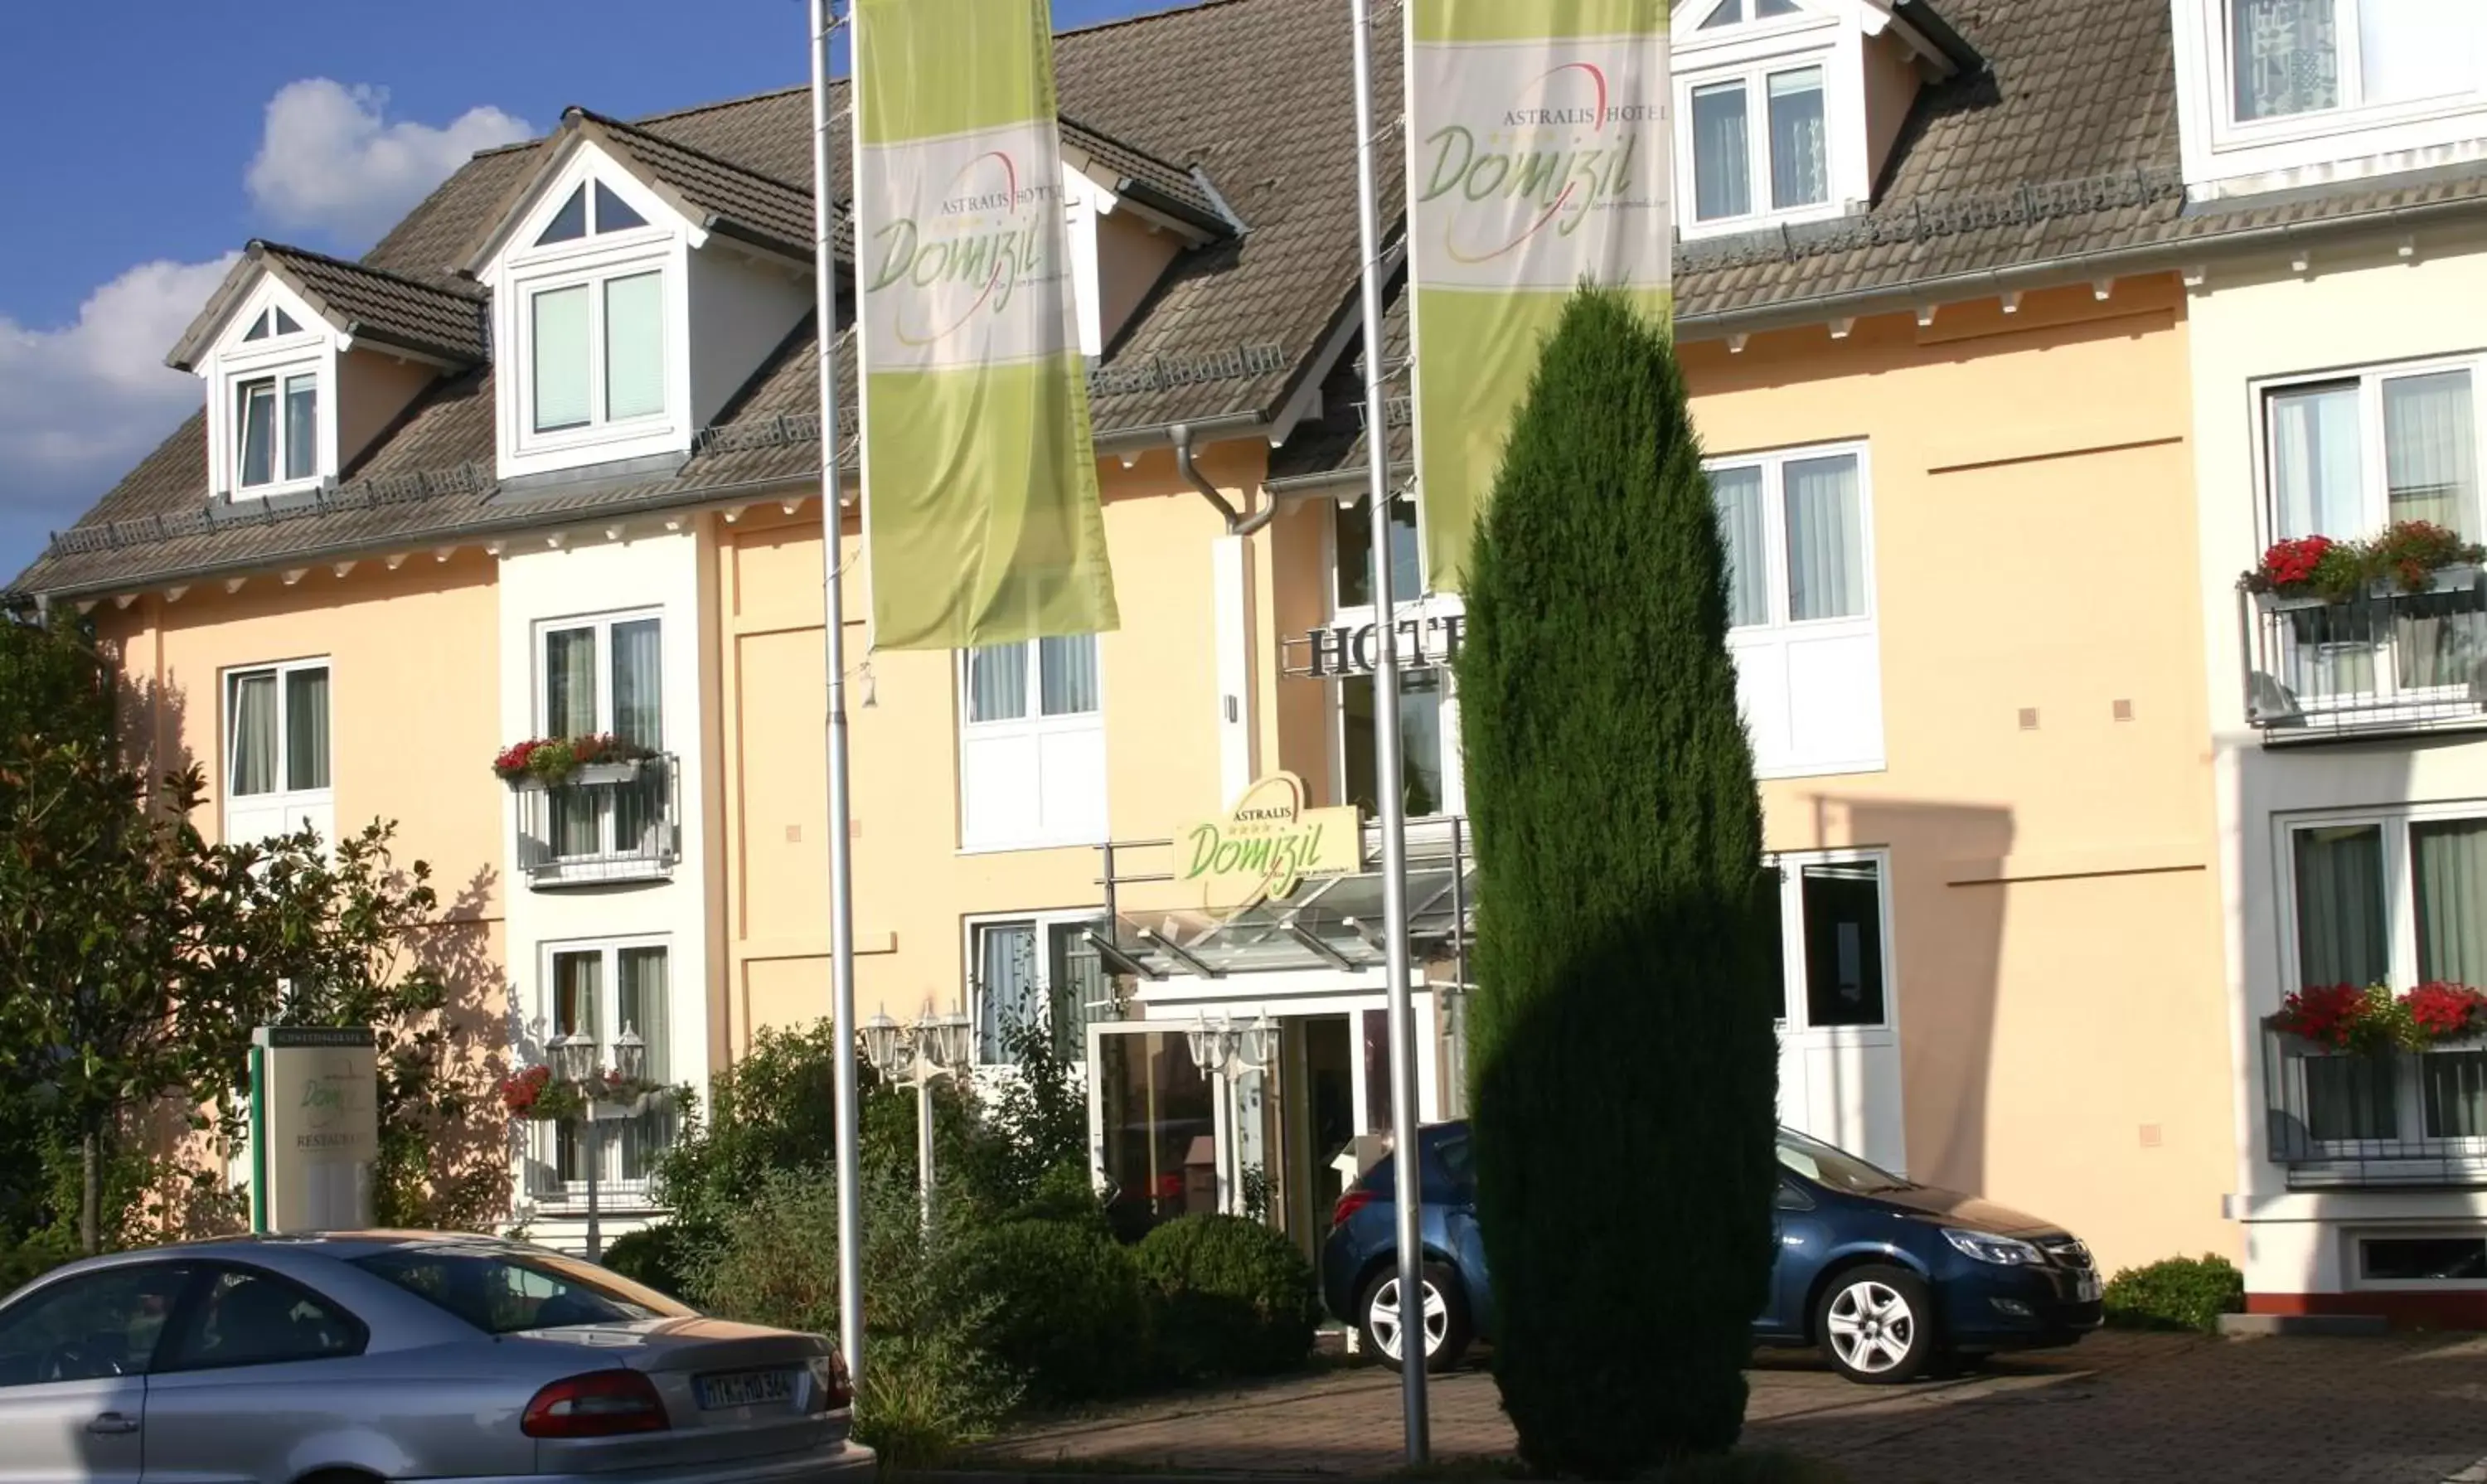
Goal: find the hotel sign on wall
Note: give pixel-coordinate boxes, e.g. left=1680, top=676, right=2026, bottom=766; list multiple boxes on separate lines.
left=1281, top=613, right=1467, bottom=680
left=248, top=1026, right=378, bottom=1234
left=1179, top=772, right=1360, bottom=916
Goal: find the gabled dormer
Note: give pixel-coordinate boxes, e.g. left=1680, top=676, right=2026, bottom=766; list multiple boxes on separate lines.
left=2172, top=0, right=2487, bottom=199
left=1058, top=120, right=1244, bottom=358
left=1670, top=0, right=1980, bottom=240
left=167, top=242, right=485, bottom=504
left=467, top=109, right=817, bottom=484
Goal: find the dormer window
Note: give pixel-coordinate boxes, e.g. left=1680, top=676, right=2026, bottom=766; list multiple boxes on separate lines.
left=235, top=371, right=318, bottom=490
left=534, top=182, right=651, bottom=247
left=2230, top=0, right=2480, bottom=124
left=241, top=307, right=303, bottom=342
left=1690, top=65, right=1830, bottom=224
left=206, top=288, right=329, bottom=501
left=1699, top=0, right=1801, bottom=27
left=527, top=272, right=666, bottom=435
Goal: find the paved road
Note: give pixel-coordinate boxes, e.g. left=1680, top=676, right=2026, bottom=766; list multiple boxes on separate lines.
left=973, top=1331, right=2487, bottom=1482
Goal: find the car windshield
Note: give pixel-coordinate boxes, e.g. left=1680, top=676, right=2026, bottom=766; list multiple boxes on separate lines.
left=351, top=1247, right=691, bottom=1336
left=1776, top=1130, right=1911, bottom=1194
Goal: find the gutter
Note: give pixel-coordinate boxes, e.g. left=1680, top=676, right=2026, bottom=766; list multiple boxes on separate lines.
left=1171, top=421, right=1280, bottom=537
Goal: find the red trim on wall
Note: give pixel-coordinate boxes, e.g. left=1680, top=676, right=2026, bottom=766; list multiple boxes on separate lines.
left=2250, top=1290, right=2487, bottom=1329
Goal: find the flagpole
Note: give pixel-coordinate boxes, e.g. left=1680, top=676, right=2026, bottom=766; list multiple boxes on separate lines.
left=809, top=0, right=868, bottom=1394
left=1347, top=0, right=1427, bottom=1462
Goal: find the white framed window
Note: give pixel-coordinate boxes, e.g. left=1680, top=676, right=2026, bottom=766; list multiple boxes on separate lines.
left=222, top=659, right=332, bottom=846
left=540, top=938, right=675, bottom=1195
left=2260, top=357, right=2484, bottom=544
left=1684, top=62, right=1832, bottom=226
left=1328, top=492, right=1466, bottom=821
left=521, top=266, right=667, bottom=440
left=1695, top=0, right=1805, bottom=28
left=535, top=613, right=667, bottom=868
left=2226, top=0, right=2481, bottom=124
left=1709, top=443, right=1884, bottom=777
left=969, top=912, right=1109, bottom=1065
left=1764, top=848, right=1907, bottom=1172
left=2350, top=1231, right=2487, bottom=1288
left=208, top=289, right=329, bottom=502
left=232, top=371, right=320, bottom=492
left=2278, top=806, right=2487, bottom=1152
left=958, top=635, right=1107, bottom=851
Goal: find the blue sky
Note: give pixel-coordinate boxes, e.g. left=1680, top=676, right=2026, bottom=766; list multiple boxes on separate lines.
left=0, top=0, right=1179, bottom=583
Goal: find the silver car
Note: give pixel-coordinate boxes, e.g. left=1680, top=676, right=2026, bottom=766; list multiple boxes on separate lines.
left=0, top=1231, right=871, bottom=1484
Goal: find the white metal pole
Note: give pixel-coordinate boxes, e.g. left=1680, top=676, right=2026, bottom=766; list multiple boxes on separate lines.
left=809, top=0, right=867, bottom=1393
left=1347, top=0, right=1427, bottom=1459
left=915, top=1072, right=935, bottom=1229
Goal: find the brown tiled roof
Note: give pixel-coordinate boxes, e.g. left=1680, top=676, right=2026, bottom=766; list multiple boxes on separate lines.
left=21, top=0, right=2487, bottom=599
left=1060, top=116, right=1235, bottom=232
left=167, top=242, right=489, bottom=371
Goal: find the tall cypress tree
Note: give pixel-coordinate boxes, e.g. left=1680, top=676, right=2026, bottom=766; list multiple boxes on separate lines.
left=1456, top=289, right=1780, bottom=1473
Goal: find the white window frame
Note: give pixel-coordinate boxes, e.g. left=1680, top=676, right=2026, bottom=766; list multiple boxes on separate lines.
left=1765, top=846, right=1899, bottom=1037
left=534, top=609, right=666, bottom=744
left=2216, top=0, right=2485, bottom=132
left=221, top=657, right=333, bottom=843
left=511, top=256, right=672, bottom=455
left=206, top=283, right=333, bottom=503
left=1676, top=59, right=1840, bottom=233
left=1325, top=495, right=1467, bottom=822
left=966, top=909, right=1109, bottom=1068
left=1709, top=439, right=1884, bottom=778
left=2253, top=353, right=2487, bottom=546
left=536, top=934, right=675, bottom=1201
left=2274, top=801, right=2487, bottom=998
left=957, top=634, right=1108, bottom=853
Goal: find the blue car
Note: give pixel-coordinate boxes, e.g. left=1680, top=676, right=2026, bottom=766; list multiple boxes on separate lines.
left=1320, top=1122, right=2102, bottom=1384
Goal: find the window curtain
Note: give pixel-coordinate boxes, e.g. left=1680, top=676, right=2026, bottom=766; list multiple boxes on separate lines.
left=1691, top=83, right=1752, bottom=221
left=2413, top=819, right=2487, bottom=986
left=2232, top=0, right=2339, bottom=120
left=531, top=285, right=592, bottom=433
left=1345, top=672, right=1448, bottom=819
left=1049, top=923, right=1107, bottom=1062
left=1783, top=454, right=1864, bottom=621
left=604, top=273, right=665, bottom=422
left=229, top=672, right=278, bottom=796
left=1767, top=69, right=1829, bottom=211
left=284, top=667, right=330, bottom=792
left=2269, top=383, right=2364, bottom=538
left=1040, top=635, right=1100, bottom=716
left=618, top=947, right=671, bottom=1180
left=2294, top=825, right=2391, bottom=986
left=1333, top=494, right=1422, bottom=609
left=545, top=628, right=599, bottom=735
left=550, top=951, right=602, bottom=1186
left=2383, top=371, right=2478, bottom=533
left=237, top=381, right=276, bottom=488
left=2360, top=0, right=2474, bottom=108
left=978, top=922, right=1041, bottom=1063
left=283, top=374, right=318, bottom=482
left=1712, top=465, right=1768, bottom=627
left=611, top=619, right=662, bottom=748
left=967, top=644, right=1028, bottom=722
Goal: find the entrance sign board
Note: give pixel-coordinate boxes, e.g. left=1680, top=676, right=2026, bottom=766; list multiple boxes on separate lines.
left=1283, top=613, right=1467, bottom=680
left=1179, top=773, right=1360, bottom=916
left=248, top=1026, right=377, bottom=1234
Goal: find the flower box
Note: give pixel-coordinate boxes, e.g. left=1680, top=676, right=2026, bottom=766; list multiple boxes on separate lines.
left=570, top=759, right=646, bottom=787
left=2255, top=588, right=2337, bottom=614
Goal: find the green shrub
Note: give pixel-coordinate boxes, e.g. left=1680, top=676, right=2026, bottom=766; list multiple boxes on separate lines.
left=959, top=1215, right=1151, bottom=1403
left=1132, top=1214, right=1320, bottom=1379
left=599, top=1224, right=691, bottom=1298
left=1458, top=289, right=1780, bottom=1474
left=686, top=1167, right=1016, bottom=1464
left=0, top=1228, right=76, bottom=1296
left=2103, top=1254, right=2243, bottom=1333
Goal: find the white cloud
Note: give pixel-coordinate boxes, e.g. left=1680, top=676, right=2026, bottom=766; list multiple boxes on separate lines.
left=246, top=79, right=532, bottom=245
left=0, top=255, right=240, bottom=574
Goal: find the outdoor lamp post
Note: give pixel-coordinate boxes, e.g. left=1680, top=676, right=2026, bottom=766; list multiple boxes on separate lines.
left=1186, top=1015, right=1277, bottom=1218
left=551, top=1031, right=607, bottom=1262
left=861, top=1006, right=970, bottom=1225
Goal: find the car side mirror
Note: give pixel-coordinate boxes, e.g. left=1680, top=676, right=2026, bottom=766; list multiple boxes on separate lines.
left=1772, top=1182, right=1814, bottom=1212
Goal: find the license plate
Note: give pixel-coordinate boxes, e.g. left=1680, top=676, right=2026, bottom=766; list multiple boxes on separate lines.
left=2076, top=1273, right=2102, bottom=1302
left=697, top=1369, right=797, bottom=1410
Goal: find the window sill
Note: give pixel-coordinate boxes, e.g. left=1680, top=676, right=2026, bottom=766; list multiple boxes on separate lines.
left=526, top=856, right=678, bottom=889
left=1755, top=759, right=1887, bottom=782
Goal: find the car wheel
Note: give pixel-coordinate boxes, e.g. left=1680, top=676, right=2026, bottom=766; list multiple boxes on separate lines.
left=1815, top=1264, right=1935, bottom=1385
left=1361, top=1261, right=1471, bottom=1373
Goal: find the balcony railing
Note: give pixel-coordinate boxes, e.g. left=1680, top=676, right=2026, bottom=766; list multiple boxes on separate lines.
left=2263, top=1030, right=2487, bottom=1189
left=2242, top=566, right=2487, bottom=739
left=513, top=754, right=680, bottom=887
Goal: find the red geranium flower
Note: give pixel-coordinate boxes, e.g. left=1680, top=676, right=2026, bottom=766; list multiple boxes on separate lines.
left=499, top=1063, right=553, bottom=1113
left=2403, top=982, right=2487, bottom=1041
left=2259, top=536, right=2334, bottom=592
left=2271, top=983, right=2367, bottom=1049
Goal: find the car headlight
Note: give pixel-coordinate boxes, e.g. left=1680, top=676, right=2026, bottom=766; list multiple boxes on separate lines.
left=1943, top=1228, right=2045, bottom=1266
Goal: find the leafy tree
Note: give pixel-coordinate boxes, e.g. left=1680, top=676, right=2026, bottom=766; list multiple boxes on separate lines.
left=1456, top=289, right=1781, bottom=1473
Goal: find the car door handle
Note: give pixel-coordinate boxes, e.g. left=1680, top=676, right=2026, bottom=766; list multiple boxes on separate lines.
left=88, top=1413, right=139, bottom=1436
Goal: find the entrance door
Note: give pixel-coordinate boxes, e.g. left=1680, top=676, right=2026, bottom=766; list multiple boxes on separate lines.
left=1276, top=1015, right=1358, bottom=1258
left=1089, top=1026, right=1214, bottom=1234
left=1769, top=853, right=1907, bottom=1174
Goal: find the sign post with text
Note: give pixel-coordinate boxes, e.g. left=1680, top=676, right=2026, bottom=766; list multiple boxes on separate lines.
left=248, top=1026, right=378, bottom=1234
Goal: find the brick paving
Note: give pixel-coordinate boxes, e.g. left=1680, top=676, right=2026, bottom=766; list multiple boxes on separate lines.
left=967, top=1331, right=2487, bottom=1482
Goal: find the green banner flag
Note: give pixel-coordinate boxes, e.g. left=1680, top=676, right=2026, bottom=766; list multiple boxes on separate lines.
left=854, top=0, right=1118, bottom=649
left=1405, top=0, right=1674, bottom=590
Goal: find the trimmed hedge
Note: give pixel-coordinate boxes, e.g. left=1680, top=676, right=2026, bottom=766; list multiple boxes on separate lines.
left=959, top=1216, right=1151, bottom=1404
left=2102, top=1254, right=2243, bottom=1333
left=1132, top=1214, right=1320, bottom=1379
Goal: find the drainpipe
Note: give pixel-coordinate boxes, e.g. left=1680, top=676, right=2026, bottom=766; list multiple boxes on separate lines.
left=1171, top=421, right=1279, bottom=536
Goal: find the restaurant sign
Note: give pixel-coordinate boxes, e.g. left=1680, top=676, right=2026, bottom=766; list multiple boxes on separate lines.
left=1282, top=613, right=1467, bottom=680
left=1179, top=773, right=1360, bottom=915
left=248, top=1026, right=377, bottom=1234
